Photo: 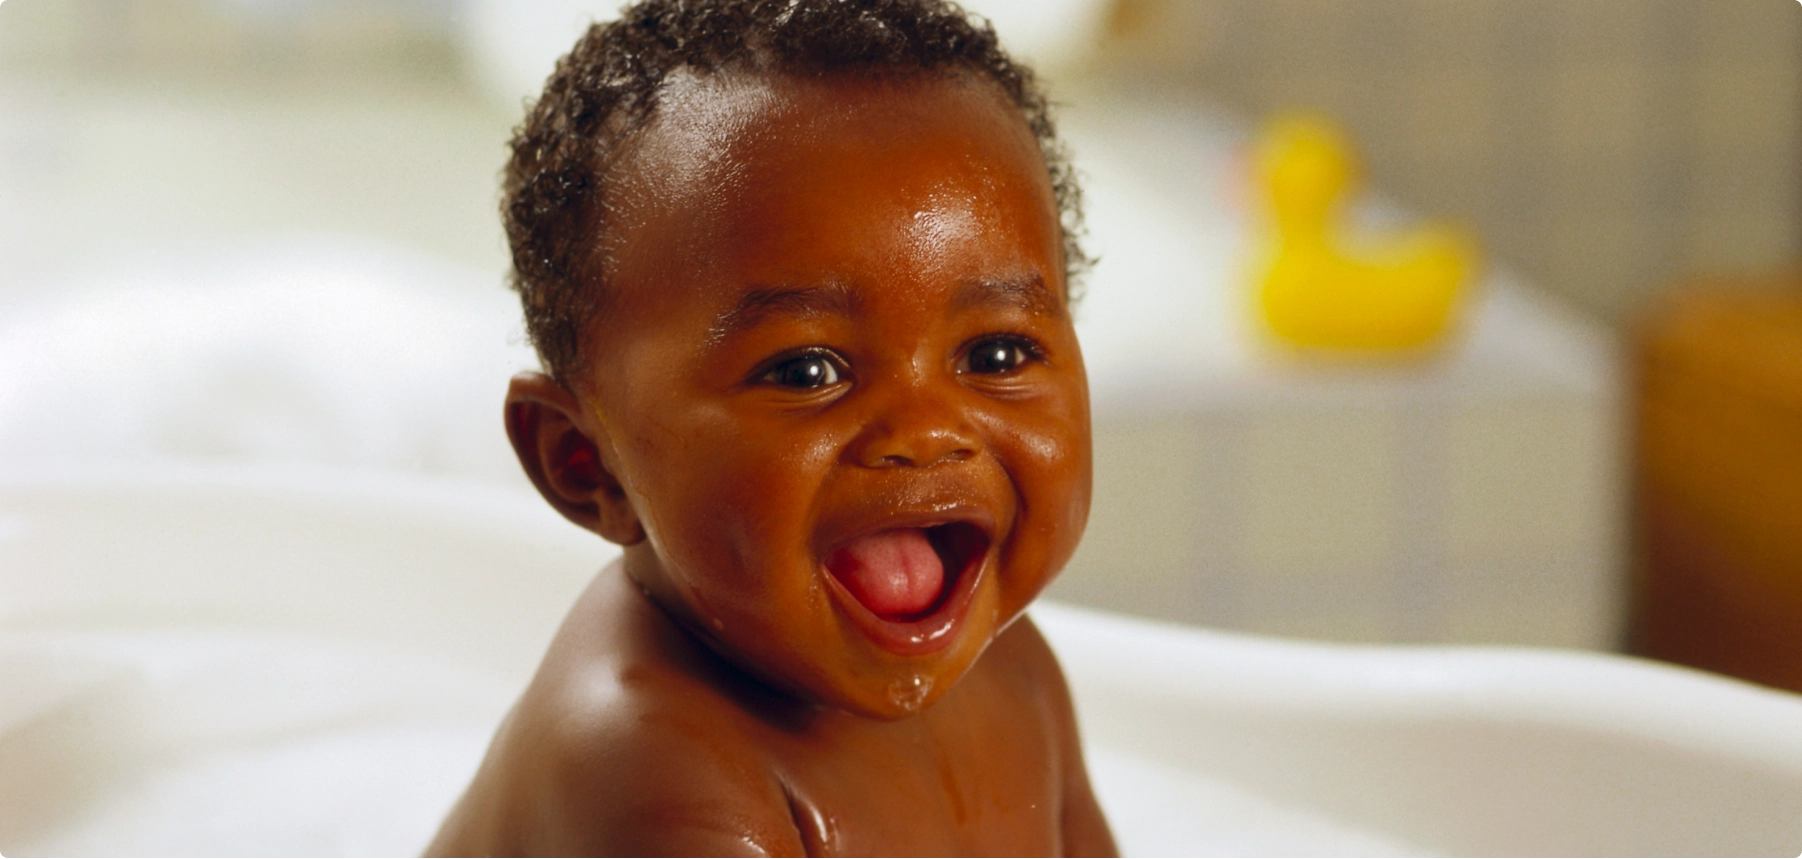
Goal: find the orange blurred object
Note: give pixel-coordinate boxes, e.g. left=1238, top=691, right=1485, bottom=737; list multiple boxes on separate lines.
left=1631, top=272, right=1802, bottom=692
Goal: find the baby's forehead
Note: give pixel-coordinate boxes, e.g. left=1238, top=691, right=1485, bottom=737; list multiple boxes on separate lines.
left=615, top=68, right=1037, bottom=208
left=619, top=70, right=787, bottom=194
left=613, top=78, right=1054, bottom=269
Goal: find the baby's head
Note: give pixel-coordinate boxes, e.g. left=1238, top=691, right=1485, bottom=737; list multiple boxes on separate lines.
left=501, top=0, right=1092, bottom=719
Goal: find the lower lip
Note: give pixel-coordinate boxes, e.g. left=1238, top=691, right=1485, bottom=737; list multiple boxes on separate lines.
left=821, top=539, right=986, bottom=657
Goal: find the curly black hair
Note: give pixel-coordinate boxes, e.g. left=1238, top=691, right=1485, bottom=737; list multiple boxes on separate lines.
left=503, top=0, right=1089, bottom=383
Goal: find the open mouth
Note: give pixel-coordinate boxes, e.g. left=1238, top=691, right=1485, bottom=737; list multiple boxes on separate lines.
left=823, top=521, right=990, bottom=625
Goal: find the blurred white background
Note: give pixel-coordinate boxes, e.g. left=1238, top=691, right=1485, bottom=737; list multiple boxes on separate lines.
left=1, top=0, right=1796, bottom=649
left=3, top=4, right=1802, bottom=855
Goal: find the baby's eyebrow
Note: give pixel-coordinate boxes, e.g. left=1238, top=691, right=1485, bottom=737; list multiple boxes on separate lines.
left=951, top=274, right=1059, bottom=317
left=707, top=282, right=858, bottom=345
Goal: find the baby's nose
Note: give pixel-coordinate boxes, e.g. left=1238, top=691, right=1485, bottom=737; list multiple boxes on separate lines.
left=846, top=390, right=979, bottom=469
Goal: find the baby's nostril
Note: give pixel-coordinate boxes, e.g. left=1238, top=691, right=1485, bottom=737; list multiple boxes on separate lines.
left=871, top=447, right=969, bottom=469
left=852, top=418, right=981, bottom=469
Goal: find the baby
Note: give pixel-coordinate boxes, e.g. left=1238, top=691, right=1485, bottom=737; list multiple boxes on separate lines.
left=428, top=0, right=1113, bottom=854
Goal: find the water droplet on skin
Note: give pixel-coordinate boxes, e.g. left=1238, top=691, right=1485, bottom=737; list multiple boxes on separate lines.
left=887, top=674, right=933, bottom=712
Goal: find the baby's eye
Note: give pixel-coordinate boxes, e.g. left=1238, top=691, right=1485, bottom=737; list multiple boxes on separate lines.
left=960, top=337, right=1037, bottom=375
left=761, top=353, right=842, bottom=389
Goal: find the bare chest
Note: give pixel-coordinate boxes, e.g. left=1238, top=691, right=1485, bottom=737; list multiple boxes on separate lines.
left=765, top=685, right=1065, bottom=856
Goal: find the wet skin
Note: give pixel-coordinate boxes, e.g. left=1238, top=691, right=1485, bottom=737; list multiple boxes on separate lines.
left=429, top=70, right=1113, bottom=856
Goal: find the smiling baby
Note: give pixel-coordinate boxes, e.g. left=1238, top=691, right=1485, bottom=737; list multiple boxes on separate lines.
left=427, top=1, right=1114, bottom=854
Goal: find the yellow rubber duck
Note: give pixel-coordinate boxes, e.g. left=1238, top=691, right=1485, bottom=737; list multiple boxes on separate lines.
left=1253, top=114, right=1478, bottom=352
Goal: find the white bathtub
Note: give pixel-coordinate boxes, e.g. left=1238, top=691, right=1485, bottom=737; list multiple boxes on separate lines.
left=3, top=461, right=1799, bottom=856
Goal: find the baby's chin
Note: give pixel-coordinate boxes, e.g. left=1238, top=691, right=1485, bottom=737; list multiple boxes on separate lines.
left=676, top=579, right=1009, bottom=721
left=807, top=619, right=1001, bottom=720
left=774, top=612, right=1006, bottom=721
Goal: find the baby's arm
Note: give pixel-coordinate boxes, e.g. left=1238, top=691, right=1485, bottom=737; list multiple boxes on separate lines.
left=1058, top=737, right=1116, bottom=857
left=1009, top=616, right=1119, bottom=857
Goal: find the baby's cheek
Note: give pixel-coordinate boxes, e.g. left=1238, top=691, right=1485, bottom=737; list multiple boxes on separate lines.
left=662, top=422, right=834, bottom=582
left=1027, top=433, right=1090, bottom=557
left=990, top=394, right=1089, bottom=495
left=988, top=404, right=1091, bottom=570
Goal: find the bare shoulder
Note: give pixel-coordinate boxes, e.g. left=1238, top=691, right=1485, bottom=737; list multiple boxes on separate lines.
left=427, top=565, right=804, bottom=857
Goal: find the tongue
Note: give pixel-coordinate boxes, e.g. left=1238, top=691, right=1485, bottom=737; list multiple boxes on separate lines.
left=825, top=528, right=945, bottom=619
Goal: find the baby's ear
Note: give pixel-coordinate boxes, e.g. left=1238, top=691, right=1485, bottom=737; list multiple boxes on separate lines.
left=504, top=372, right=645, bottom=546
